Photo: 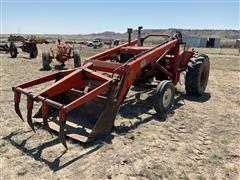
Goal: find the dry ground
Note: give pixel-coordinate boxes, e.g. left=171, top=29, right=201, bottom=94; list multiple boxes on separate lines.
left=0, top=45, right=239, bottom=180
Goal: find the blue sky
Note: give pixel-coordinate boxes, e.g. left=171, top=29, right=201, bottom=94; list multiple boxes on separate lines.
left=1, top=0, right=239, bottom=34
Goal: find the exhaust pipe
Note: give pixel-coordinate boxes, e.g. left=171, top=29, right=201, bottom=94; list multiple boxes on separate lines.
left=137, top=26, right=143, bottom=46
left=127, top=28, right=133, bottom=46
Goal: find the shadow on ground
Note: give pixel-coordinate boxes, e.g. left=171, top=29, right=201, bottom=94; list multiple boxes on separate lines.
left=39, top=64, right=68, bottom=71
left=3, top=129, right=105, bottom=172
left=116, top=91, right=211, bottom=134
left=3, top=89, right=210, bottom=171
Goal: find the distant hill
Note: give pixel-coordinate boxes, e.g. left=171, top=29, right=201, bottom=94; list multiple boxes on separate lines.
left=88, top=29, right=239, bottom=40
left=2, top=29, right=239, bottom=42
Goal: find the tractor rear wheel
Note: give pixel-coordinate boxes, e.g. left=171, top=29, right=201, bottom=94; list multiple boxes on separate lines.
left=42, top=50, right=51, bottom=70
left=10, top=43, right=18, bottom=58
left=30, top=47, right=38, bottom=58
left=73, top=50, right=81, bottom=68
left=185, top=54, right=210, bottom=95
left=154, top=80, right=175, bottom=114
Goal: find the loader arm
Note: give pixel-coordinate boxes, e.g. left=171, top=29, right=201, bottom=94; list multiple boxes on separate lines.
left=114, top=38, right=180, bottom=108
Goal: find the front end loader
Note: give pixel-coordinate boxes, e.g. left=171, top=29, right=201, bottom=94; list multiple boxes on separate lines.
left=12, top=27, right=210, bottom=149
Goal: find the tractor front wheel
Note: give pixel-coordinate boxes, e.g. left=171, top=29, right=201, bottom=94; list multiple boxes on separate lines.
left=10, top=43, right=18, bottom=58
left=42, top=50, right=51, bottom=70
left=154, top=80, right=175, bottom=114
left=73, top=50, right=81, bottom=68
left=185, top=54, right=210, bottom=95
left=30, top=47, right=38, bottom=59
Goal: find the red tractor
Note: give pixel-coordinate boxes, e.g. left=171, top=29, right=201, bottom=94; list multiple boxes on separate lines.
left=42, top=39, right=81, bottom=70
left=12, top=27, right=210, bottom=148
left=9, top=40, right=38, bottom=58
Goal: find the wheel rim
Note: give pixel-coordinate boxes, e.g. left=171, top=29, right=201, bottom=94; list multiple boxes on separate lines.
left=162, top=88, right=173, bottom=108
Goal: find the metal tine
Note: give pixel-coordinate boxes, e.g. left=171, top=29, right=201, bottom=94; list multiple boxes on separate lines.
left=27, top=96, right=35, bottom=132
left=42, top=102, right=53, bottom=136
left=59, top=111, right=68, bottom=149
left=43, top=117, right=53, bottom=136
left=14, top=91, right=24, bottom=121
left=59, top=122, right=68, bottom=149
left=15, top=103, right=24, bottom=121
left=27, top=109, right=35, bottom=132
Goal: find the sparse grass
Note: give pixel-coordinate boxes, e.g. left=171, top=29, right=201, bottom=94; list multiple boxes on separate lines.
left=197, top=175, right=207, bottom=180
left=179, top=171, right=190, bottom=180
left=79, top=46, right=109, bottom=59
left=221, top=137, right=231, bottom=145
left=194, top=48, right=240, bottom=56
left=129, top=164, right=176, bottom=179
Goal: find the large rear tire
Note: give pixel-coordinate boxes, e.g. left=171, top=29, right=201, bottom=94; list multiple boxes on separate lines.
left=42, top=50, right=51, bottom=70
left=185, top=54, right=210, bottom=95
left=154, top=80, right=175, bottom=114
left=73, top=50, right=81, bottom=68
left=10, top=43, right=18, bottom=58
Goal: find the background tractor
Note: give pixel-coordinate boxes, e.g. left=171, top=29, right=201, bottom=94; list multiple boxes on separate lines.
left=9, top=40, right=38, bottom=58
left=42, top=39, right=81, bottom=70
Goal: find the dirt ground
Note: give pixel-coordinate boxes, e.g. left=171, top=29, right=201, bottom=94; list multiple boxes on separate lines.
left=0, top=45, right=239, bottom=180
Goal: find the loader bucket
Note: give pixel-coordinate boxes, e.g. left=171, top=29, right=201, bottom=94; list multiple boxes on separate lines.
left=12, top=64, right=117, bottom=148
left=34, top=92, right=116, bottom=146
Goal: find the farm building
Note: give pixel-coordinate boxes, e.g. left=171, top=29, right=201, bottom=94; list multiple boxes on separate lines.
left=199, top=37, right=208, bottom=47
left=236, top=39, right=240, bottom=48
left=182, top=36, right=201, bottom=47
left=182, top=35, right=220, bottom=48
left=206, top=38, right=220, bottom=48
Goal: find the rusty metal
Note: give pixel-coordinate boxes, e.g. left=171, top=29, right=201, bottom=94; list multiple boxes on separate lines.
left=27, top=96, right=35, bottom=132
left=14, top=91, right=24, bottom=121
left=42, top=102, right=52, bottom=136
left=12, top=27, right=196, bottom=149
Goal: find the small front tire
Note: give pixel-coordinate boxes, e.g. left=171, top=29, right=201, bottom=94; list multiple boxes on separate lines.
left=154, top=80, right=175, bottom=114
left=30, top=47, right=38, bottom=59
left=73, top=50, right=81, bottom=68
left=42, top=50, right=51, bottom=70
left=10, top=43, right=18, bottom=58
